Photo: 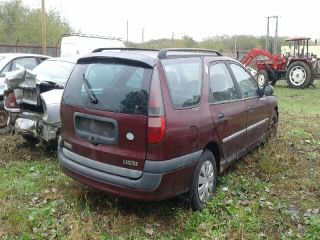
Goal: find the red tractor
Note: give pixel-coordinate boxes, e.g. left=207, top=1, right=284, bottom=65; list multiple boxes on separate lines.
left=241, top=37, right=320, bottom=88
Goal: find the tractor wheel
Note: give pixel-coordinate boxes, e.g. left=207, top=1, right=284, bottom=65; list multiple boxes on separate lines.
left=270, top=76, right=278, bottom=86
left=287, top=61, right=312, bottom=89
left=257, top=70, right=269, bottom=87
left=0, top=109, right=9, bottom=129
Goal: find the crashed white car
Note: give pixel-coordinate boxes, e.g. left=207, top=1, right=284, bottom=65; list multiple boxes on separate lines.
left=0, top=53, right=50, bottom=128
left=4, top=57, right=77, bottom=143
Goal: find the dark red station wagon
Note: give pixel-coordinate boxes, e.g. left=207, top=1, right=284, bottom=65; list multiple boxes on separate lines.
left=58, top=48, right=278, bottom=210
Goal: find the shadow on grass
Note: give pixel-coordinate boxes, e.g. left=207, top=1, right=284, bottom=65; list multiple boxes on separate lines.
left=74, top=184, right=188, bottom=214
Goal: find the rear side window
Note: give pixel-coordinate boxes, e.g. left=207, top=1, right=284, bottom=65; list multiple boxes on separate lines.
left=12, top=57, right=38, bottom=71
left=230, top=64, right=261, bottom=98
left=162, top=57, right=202, bottom=108
left=63, top=60, right=152, bottom=116
left=209, top=63, right=239, bottom=103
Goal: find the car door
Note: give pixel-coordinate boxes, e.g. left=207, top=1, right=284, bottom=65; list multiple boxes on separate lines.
left=208, top=61, right=247, bottom=162
left=229, top=63, right=270, bottom=148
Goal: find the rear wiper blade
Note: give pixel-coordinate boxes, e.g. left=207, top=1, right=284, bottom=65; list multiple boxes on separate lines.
left=82, top=74, right=98, bottom=104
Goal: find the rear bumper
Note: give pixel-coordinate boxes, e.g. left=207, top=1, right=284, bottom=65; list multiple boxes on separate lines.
left=58, top=137, right=201, bottom=201
left=12, top=112, right=60, bottom=141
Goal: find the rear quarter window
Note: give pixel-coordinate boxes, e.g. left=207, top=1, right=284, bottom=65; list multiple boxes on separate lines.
left=162, top=57, right=203, bottom=108
left=63, top=60, right=153, bottom=116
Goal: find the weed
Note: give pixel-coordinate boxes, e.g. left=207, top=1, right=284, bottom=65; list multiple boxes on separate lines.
left=0, top=83, right=319, bottom=239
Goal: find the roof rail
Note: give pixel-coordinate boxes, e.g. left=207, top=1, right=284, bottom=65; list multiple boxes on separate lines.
left=158, top=48, right=222, bottom=58
left=92, top=47, right=159, bottom=53
left=61, top=33, right=122, bottom=41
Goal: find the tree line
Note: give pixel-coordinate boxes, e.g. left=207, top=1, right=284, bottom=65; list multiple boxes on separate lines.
left=126, top=35, right=289, bottom=53
left=0, top=0, right=72, bottom=46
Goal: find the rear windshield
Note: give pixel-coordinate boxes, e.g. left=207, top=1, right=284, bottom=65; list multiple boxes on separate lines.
left=33, top=60, right=75, bottom=86
left=63, top=60, right=153, bottom=115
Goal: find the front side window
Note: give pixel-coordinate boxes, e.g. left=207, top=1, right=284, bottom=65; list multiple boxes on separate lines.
left=162, top=57, right=202, bottom=108
left=63, top=60, right=152, bottom=116
left=209, top=63, right=238, bottom=103
left=230, top=63, right=261, bottom=98
left=12, top=57, right=38, bottom=71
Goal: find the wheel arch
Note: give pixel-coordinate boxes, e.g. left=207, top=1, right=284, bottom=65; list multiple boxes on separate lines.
left=204, top=142, right=221, bottom=173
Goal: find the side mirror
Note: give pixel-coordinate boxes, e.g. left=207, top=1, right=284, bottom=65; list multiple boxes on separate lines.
left=0, top=72, right=5, bottom=78
left=264, top=85, right=274, bottom=96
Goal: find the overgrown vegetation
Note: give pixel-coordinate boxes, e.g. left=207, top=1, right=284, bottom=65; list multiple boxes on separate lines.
left=0, top=83, right=319, bottom=239
left=0, top=0, right=72, bottom=45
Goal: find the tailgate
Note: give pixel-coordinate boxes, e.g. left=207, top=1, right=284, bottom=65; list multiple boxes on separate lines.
left=61, top=59, right=154, bottom=174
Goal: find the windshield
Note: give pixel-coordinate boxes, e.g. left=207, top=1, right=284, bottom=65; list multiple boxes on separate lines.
left=33, top=60, right=75, bottom=86
left=63, top=60, right=153, bottom=115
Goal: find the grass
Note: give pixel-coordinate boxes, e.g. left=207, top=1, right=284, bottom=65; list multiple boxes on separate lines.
left=0, top=80, right=320, bottom=239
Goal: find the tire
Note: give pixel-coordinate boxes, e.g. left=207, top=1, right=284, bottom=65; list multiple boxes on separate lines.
left=270, top=75, right=278, bottom=86
left=188, top=150, right=217, bottom=211
left=257, top=70, right=269, bottom=87
left=22, top=135, right=39, bottom=145
left=0, top=108, right=8, bottom=129
left=287, top=61, right=312, bottom=89
left=268, top=110, right=278, bottom=139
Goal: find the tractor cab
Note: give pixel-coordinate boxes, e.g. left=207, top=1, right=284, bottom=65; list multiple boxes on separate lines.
left=285, top=37, right=311, bottom=58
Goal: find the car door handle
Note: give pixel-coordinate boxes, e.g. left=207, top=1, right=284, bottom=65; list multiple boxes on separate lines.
left=218, top=113, right=224, bottom=121
left=248, top=106, right=254, bottom=112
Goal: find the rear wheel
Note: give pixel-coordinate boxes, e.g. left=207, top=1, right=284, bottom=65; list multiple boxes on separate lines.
left=0, top=109, right=8, bottom=129
left=188, top=150, right=217, bottom=211
left=287, top=61, right=312, bottom=88
left=268, top=110, right=278, bottom=138
left=22, top=135, right=39, bottom=145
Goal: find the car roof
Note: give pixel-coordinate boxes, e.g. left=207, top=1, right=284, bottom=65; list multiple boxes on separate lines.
left=78, top=48, right=227, bottom=67
left=0, top=53, right=50, bottom=71
left=45, top=56, right=79, bottom=64
left=285, top=37, right=311, bottom=41
left=0, top=53, right=50, bottom=59
left=79, top=51, right=158, bottom=67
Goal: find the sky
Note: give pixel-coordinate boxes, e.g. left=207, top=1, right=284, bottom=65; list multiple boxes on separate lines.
left=16, top=0, right=320, bottom=42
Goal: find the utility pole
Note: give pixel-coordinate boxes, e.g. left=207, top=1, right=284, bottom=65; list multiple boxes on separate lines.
left=266, top=17, right=270, bottom=52
left=171, top=32, right=175, bottom=47
left=41, top=0, right=47, bottom=55
left=274, top=16, right=279, bottom=54
left=142, top=28, right=145, bottom=43
left=266, top=15, right=279, bottom=54
left=126, top=20, right=129, bottom=42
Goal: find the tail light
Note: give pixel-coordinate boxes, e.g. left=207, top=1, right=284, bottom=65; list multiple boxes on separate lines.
left=148, top=68, right=166, bottom=144
left=4, top=91, right=20, bottom=112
